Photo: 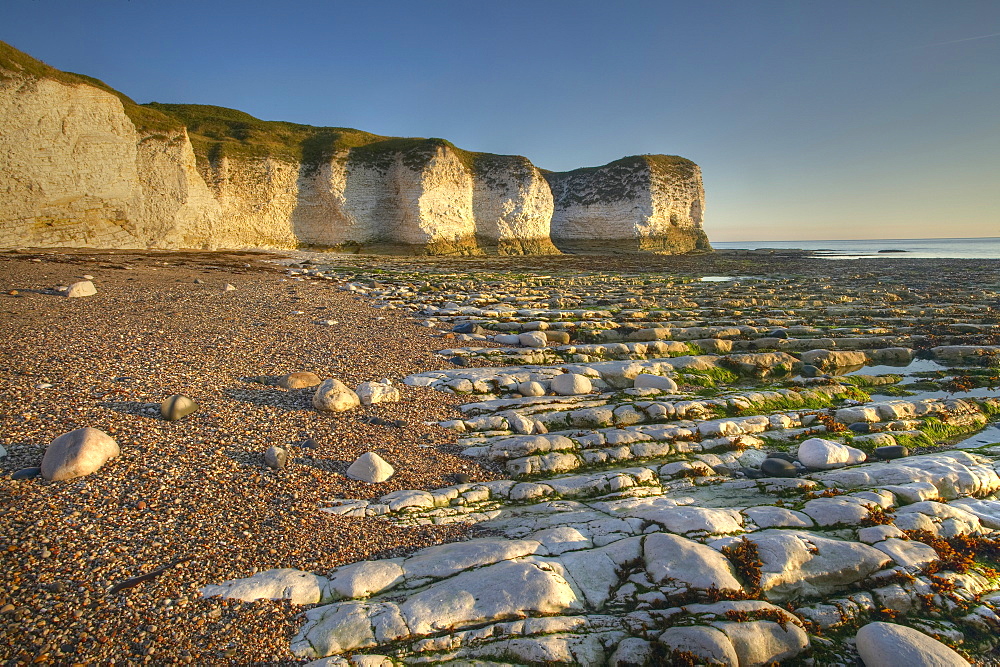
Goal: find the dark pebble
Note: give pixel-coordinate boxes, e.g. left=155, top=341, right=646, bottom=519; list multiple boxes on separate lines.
left=800, top=364, right=819, bottom=378
left=760, top=458, right=799, bottom=478
left=766, top=451, right=796, bottom=462
left=767, top=329, right=789, bottom=339
left=848, top=422, right=871, bottom=433
left=452, top=322, right=484, bottom=335
left=449, top=356, right=469, bottom=367
left=391, top=419, right=408, bottom=428
left=875, top=445, right=909, bottom=460
left=12, top=467, right=41, bottom=480
left=299, top=438, right=318, bottom=449
left=454, top=473, right=472, bottom=484
left=742, top=467, right=765, bottom=479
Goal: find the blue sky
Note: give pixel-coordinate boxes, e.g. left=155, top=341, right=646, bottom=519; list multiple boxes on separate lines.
left=4, top=0, right=999, bottom=241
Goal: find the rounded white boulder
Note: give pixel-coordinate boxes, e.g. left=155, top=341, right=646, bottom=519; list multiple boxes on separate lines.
left=856, top=621, right=969, bottom=666
left=797, top=438, right=867, bottom=470
left=313, top=379, right=361, bottom=412
left=518, top=381, right=547, bottom=397
left=518, top=331, right=548, bottom=348
left=65, top=280, right=97, bottom=298
left=550, top=373, right=592, bottom=396
left=346, top=452, right=395, bottom=483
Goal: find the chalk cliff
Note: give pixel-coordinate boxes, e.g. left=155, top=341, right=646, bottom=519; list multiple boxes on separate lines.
left=0, top=41, right=708, bottom=254
left=545, top=155, right=710, bottom=253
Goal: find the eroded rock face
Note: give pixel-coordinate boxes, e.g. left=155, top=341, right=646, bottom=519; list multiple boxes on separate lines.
left=0, top=44, right=708, bottom=255
left=544, top=155, right=710, bottom=254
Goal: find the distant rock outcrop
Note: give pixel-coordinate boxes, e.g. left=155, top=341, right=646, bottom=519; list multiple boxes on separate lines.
left=544, top=155, right=709, bottom=253
left=0, top=41, right=710, bottom=254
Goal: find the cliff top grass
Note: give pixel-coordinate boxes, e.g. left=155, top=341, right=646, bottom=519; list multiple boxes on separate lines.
left=147, top=103, right=541, bottom=176
left=0, top=40, right=181, bottom=135
left=543, top=154, right=698, bottom=180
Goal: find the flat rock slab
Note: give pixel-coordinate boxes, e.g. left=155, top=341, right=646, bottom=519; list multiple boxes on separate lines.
left=643, top=532, right=743, bottom=592
left=202, top=568, right=325, bottom=605
left=743, top=530, right=890, bottom=601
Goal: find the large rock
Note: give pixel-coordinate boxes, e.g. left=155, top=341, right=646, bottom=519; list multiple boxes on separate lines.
left=265, top=445, right=288, bottom=470
left=41, top=427, right=120, bottom=481
left=550, top=373, right=592, bottom=396
left=278, top=372, right=321, bottom=390
left=633, top=374, right=678, bottom=391
left=292, top=559, right=582, bottom=657
left=545, top=155, right=709, bottom=254
left=659, top=626, right=738, bottom=665
left=313, top=379, right=361, bottom=412
left=743, top=530, right=890, bottom=601
left=65, top=280, right=96, bottom=297
left=855, top=622, right=970, bottom=666
left=202, top=568, right=325, bottom=605
left=713, top=618, right=810, bottom=665
left=355, top=381, right=401, bottom=406
left=643, top=532, right=743, bottom=592
left=797, top=438, right=866, bottom=470
left=519, top=331, right=548, bottom=348
left=346, top=452, right=394, bottom=483
left=811, top=451, right=1000, bottom=500
left=160, top=394, right=199, bottom=421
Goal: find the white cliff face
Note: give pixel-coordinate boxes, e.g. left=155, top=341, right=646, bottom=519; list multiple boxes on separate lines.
left=0, top=73, right=224, bottom=249
left=545, top=156, right=709, bottom=253
left=0, top=55, right=708, bottom=254
left=471, top=155, right=556, bottom=254
left=0, top=74, right=142, bottom=247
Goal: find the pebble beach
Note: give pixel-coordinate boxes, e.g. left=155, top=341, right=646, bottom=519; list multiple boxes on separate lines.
left=4, top=248, right=1000, bottom=665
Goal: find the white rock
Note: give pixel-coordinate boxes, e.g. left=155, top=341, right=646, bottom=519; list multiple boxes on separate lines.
left=609, top=638, right=653, bottom=666
left=659, top=626, right=738, bottom=666
left=346, top=452, right=394, bottom=483
left=743, top=506, right=813, bottom=529
left=519, top=331, right=548, bottom=348
left=797, top=437, right=866, bottom=470
left=856, top=622, right=970, bottom=666
left=325, top=560, right=405, bottom=600
left=644, top=532, right=743, bottom=592
left=313, top=379, right=361, bottom=412
left=858, top=525, right=905, bottom=543
left=355, top=381, right=400, bottom=406
left=633, top=374, right=678, bottom=391
left=399, top=559, right=583, bottom=636
left=518, top=381, right=547, bottom=396
left=713, top=618, right=810, bottom=665
left=224, top=283, right=237, bottom=291
left=202, top=568, right=325, bottom=604
left=41, top=427, right=120, bottom=481
left=65, top=280, right=96, bottom=297
left=743, top=530, right=891, bottom=601
left=402, top=538, right=539, bottom=581
left=550, top=373, right=592, bottom=396
left=873, top=538, right=940, bottom=569
left=802, top=497, right=871, bottom=527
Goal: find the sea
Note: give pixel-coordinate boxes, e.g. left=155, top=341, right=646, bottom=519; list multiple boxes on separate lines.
left=711, top=237, right=1000, bottom=260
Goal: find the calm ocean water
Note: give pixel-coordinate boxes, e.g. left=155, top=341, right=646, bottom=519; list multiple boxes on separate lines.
left=711, top=237, right=1000, bottom=259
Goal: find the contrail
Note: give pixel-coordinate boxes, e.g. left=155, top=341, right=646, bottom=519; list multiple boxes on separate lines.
left=919, top=31, right=1000, bottom=48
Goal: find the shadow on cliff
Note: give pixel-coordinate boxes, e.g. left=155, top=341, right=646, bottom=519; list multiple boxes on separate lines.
left=289, top=132, right=348, bottom=251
